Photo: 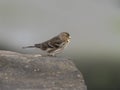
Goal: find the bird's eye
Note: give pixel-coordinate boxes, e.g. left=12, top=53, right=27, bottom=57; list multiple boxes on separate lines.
left=65, top=33, right=69, bottom=37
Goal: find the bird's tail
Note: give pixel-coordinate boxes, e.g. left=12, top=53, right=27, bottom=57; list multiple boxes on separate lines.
left=22, top=46, right=35, bottom=49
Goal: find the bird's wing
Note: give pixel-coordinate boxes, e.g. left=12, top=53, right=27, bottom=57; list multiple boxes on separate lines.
left=47, top=36, right=63, bottom=48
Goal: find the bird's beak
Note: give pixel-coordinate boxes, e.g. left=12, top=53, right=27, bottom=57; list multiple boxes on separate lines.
left=69, top=36, right=71, bottom=39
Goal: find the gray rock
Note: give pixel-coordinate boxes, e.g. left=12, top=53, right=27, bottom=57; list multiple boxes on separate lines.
left=0, top=50, right=87, bottom=90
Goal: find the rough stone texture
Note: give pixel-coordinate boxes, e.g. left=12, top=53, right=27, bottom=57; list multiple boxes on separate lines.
left=0, top=50, right=87, bottom=90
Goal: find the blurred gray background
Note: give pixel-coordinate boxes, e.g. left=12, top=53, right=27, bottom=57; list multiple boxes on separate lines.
left=0, top=0, right=120, bottom=90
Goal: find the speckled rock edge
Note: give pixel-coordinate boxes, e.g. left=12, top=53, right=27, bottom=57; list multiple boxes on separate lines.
left=0, top=50, right=87, bottom=90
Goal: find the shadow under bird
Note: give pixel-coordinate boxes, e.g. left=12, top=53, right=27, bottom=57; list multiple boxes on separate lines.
left=22, top=32, right=71, bottom=56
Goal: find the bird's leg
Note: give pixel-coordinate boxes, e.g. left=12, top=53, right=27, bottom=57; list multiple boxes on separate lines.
left=47, top=48, right=64, bottom=57
left=47, top=53, right=56, bottom=57
left=53, top=48, right=64, bottom=55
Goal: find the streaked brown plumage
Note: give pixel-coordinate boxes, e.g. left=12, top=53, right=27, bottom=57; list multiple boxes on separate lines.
left=23, top=32, right=71, bottom=56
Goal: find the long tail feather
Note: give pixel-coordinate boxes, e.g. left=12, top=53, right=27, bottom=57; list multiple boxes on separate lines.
left=22, top=46, right=35, bottom=49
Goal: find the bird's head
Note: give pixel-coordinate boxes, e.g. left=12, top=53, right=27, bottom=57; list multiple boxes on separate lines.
left=59, top=32, right=71, bottom=42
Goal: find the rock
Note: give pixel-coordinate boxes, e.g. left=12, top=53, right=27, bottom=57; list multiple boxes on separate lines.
left=0, top=50, right=87, bottom=90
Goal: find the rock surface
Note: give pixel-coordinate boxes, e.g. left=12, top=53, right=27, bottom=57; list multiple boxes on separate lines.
left=0, top=50, right=87, bottom=90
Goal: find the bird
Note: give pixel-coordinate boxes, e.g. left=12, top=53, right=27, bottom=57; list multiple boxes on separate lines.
left=22, top=32, right=71, bottom=56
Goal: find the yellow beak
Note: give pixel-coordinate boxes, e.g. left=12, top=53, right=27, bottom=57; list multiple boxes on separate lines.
left=69, top=36, right=71, bottom=39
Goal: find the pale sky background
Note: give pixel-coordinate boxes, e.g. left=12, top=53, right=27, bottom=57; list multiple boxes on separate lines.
left=0, top=0, right=120, bottom=56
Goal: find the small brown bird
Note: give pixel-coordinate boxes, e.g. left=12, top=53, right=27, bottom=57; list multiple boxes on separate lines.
left=23, top=32, right=71, bottom=56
